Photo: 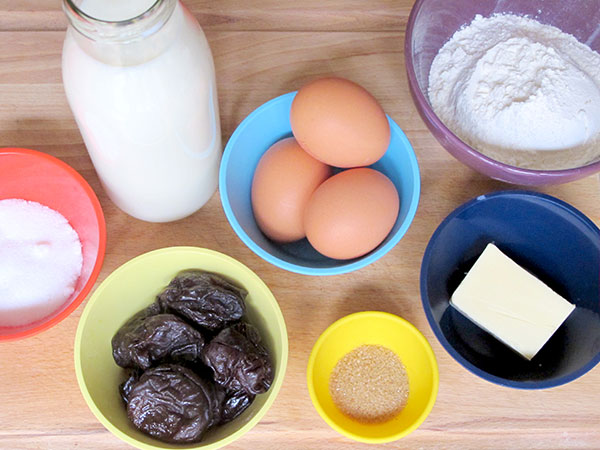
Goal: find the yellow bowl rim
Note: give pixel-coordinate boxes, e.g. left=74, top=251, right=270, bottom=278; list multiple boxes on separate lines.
left=74, top=246, right=289, bottom=450
left=306, top=310, right=439, bottom=444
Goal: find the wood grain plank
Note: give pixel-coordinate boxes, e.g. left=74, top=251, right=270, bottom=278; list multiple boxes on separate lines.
left=0, top=10, right=599, bottom=450
left=0, top=0, right=408, bottom=32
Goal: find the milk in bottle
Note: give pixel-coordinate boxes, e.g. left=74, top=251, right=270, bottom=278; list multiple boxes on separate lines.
left=62, top=0, right=221, bottom=222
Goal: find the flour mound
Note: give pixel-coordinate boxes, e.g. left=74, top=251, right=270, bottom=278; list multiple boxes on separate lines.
left=428, top=14, right=600, bottom=170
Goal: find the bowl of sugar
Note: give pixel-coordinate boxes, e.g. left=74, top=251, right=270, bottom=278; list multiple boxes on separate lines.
left=0, top=148, right=106, bottom=340
left=406, top=0, right=600, bottom=184
left=307, top=311, right=438, bottom=443
left=420, top=191, right=600, bottom=388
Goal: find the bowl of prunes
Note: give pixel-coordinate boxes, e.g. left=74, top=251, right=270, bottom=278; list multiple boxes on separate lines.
left=74, top=247, right=288, bottom=449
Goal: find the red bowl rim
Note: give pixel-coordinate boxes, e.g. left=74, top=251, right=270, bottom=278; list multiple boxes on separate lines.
left=0, top=147, right=107, bottom=341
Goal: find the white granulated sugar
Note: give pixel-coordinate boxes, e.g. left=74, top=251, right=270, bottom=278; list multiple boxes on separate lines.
left=0, top=199, right=83, bottom=327
left=428, top=14, right=600, bottom=170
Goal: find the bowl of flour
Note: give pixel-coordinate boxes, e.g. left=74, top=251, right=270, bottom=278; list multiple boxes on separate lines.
left=0, top=148, right=106, bottom=340
left=406, top=0, right=600, bottom=184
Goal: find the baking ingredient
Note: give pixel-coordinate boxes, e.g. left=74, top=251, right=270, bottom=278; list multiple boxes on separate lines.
left=62, top=0, right=221, bottom=222
left=112, top=308, right=205, bottom=370
left=329, top=344, right=409, bottom=423
left=290, top=77, right=390, bottom=168
left=0, top=199, right=83, bottom=327
left=304, top=168, right=399, bottom=260
left=202, top=322, right=274, bottom=395
left=450, top=243, right=576, bottom=360
left=219, top=388, right=255, bottom=424
left=119, top=370, right=140, bottom=404
left=114, top=270, right=274, bottom=443
left=120, top=367, right=254, bottom=428
left=126, top=364, right=222, bottom=443
left=428, top=14, right=600, bottom=170
left=251, top=137, right=332, bottom=242
left=157, top=270, right=246, bottom=331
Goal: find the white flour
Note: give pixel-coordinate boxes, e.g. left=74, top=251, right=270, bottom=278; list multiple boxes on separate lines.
left=428, top=14, right=600, bottom=170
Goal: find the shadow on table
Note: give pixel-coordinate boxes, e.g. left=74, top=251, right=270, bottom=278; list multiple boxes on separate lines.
left=327, top=281, right=417, bottom=325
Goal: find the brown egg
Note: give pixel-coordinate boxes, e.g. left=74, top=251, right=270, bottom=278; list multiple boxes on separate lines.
left=304, top=168, right=399, bottom=260
left=251, top=137, right=332, bottom=243
left=290, top=77, right=391, bottom=168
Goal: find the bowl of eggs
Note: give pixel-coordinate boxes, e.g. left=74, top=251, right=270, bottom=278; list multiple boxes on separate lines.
left=219, top=78, right=420, bottom=275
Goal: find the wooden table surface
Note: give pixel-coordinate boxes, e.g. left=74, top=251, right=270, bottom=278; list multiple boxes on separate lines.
left=1, top=1, right=599, bottom=449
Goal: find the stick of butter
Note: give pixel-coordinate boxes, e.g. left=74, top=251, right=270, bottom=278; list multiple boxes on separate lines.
left=450, top=243, right=575, bottom=360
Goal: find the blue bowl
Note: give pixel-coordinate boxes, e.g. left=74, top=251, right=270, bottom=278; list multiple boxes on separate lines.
left=420, top=191, right=600, bottom=389
left=219, top=92, right=420, bottom=276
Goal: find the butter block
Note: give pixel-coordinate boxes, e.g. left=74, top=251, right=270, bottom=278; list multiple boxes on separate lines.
left=450, top=243, right=575, bottom=360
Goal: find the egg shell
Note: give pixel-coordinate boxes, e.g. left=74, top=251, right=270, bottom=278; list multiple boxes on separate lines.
left=290, top=77, right=391, bottom=168
left=304, top=167, right=399, bottom=260
left=251, top=137, right=332, bottom=243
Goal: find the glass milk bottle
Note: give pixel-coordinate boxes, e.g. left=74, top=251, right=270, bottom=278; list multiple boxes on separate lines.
left=62, top=0, right=221, bottom=222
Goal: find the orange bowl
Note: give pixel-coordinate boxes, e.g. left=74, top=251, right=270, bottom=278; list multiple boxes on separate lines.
left=0, top=148, right=106, bottom=340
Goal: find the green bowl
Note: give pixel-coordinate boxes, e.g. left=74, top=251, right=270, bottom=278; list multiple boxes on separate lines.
left=74, top=247, right=288, bottom=449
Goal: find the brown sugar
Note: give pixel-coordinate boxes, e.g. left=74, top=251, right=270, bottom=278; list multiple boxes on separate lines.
left=329, top=344, right=409, bottom=423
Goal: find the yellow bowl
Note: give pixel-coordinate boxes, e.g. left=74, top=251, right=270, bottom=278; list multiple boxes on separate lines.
left=74, top=247, right=288, bottom=450
left=307, top=311, right=438, bottom=443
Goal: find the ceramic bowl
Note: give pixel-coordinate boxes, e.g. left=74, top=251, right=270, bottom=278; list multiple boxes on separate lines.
left=405, top=0, right=600, bottom=184
left=307, top=311, right=438, bottom=443
left=219, top=92, right=420, bottom=275
left=74, top=246, right=288, bottom=449
left=420, top=190, right=600, bottom=388
left=0, top=147, right=105, bottom=340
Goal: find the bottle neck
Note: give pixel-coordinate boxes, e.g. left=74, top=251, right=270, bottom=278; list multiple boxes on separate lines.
left=63, top=0, right=176, bottom=44
left=63, top=0, right=181, bottom=66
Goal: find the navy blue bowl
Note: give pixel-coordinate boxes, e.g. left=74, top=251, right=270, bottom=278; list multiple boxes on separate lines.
left=420, top=191, right=600, bottom=389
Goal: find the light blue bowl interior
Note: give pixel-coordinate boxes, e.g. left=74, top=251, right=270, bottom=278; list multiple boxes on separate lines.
left=219, top=92, right=420, bottom=275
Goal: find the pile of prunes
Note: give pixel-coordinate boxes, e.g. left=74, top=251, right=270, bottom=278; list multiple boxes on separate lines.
left=111, top=270, right=274, bottom=444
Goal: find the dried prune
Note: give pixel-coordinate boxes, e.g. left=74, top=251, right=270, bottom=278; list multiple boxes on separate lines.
left=113, top=270, right=275, bottom=444
left=127, top=364, right=221, bottom=443
left=157, top=270, right=246, bottom=332
left=112, top=309, right=205, bottom=370
left=219, top=388, right=255, bottom=424
left=119, top=370, right=140, bottom=404
left=202, top=322, right=274, bottom=395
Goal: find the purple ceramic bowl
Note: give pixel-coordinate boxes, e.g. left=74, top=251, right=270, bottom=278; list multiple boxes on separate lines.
left=405, top=0, right=600, bottom=185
